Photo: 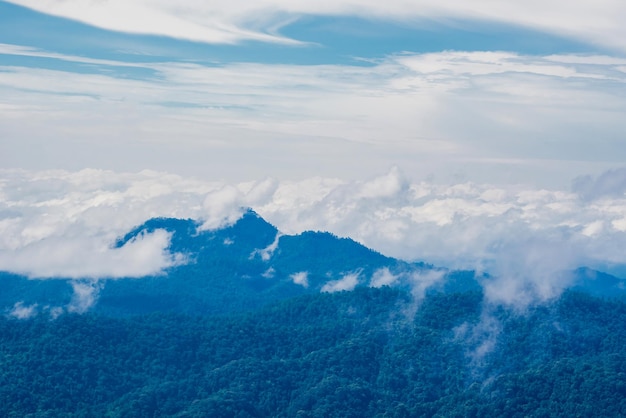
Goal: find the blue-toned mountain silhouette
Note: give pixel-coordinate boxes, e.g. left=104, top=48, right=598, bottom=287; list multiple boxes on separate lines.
left=4, top=210, right=626, bottom=417
left=0, top=209, right=624, bottom=316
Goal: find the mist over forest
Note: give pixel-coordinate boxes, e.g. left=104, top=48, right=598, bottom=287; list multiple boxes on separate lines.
left=2, top=211, right=626, bottom=416
left=4, top=0, right=626, bottom=415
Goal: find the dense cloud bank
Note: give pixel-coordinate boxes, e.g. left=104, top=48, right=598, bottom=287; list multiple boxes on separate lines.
left=1, top=168, right=626, bottom=284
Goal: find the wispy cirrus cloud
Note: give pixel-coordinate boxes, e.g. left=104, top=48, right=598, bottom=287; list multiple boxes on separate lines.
left=5, top=0, right=626, bottom=53
left=2, top=48, right=625, bottom=185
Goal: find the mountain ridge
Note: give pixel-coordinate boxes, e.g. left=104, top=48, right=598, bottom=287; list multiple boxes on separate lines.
left=1, top=209, right=625, bottom=318
left=3, top=211, right=626, bottom=416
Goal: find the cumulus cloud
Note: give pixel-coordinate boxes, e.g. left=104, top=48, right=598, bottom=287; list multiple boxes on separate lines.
left=0, top=169, right=212, bottom=278
left=0, top=169, right=296, bottom=279
left=0, top=228, right=183, bottom=279
left=355, top=167, right=408, bottom=200
left=200, top=186, right=246, bottom=230
left=3, top=167, right=626, bottom=311
left=321, top=272, right=360, bottom=293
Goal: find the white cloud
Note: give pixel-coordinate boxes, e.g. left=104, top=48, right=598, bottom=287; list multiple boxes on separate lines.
left=397, top=269, right=447, bottom=318
left=47, top=306, right=64, bottom=319
left=2, top=50, right=625, bottom=186
left=3, top=1, right=298, bottom=45
left=251, top=232, right=282, bottom=261
left=0, top=169, right=216, bottom=278
left=0, top=226, right=182, bottom=279
left=262, top=267, right=275, bottom=278
left=3, top=2, right=626, bottom=311
left=369, top=267, right=399, bottom=288
left=572, top=168, right=626, bottom=201
left=582, top=221, right=604, bottom=237
left=3, top=166, right=626, bottom=312
left=355, top=167, right=407, bottom=200
left=369, top=267, right=444, bottom=302
left=407, top=270, right=446, bottom=301
left=7, top=301, right=38, bottom=319
left=290, top=271, right=309, bottom=288
left=454, top=310, right=502, bottom=366
left=6, top=0, right=626, bottom=53
left=200, top=186, right=246, bottom=230
left=67, top=280, right=101, bottom=314
left=321, top=272, right=360, bottom=293
left=481, top=238, right=578, bottom=310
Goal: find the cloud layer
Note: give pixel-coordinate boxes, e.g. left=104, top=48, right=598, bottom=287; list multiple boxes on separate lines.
left=2, top=47, right=626, bottom=186
left=2, top=168, right=626, bottom=285
left=6, top=0, right=626, bottom=53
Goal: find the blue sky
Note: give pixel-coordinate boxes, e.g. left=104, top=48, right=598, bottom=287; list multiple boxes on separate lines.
left=2, top=0, right=626, bottom=185
left=3, top=0, right=626, bottom=288
left=0, top=1, right=598, bottom=66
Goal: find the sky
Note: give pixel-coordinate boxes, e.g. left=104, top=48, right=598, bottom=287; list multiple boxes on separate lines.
left=2, top=0, right=626, bottom=304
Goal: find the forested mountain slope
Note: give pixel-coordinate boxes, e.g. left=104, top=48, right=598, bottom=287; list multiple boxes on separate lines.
left=2, top=288, right=626, bottom=417
left=1, top=210, right=433, bottom=316
left=2, top=211, right=626, bottom=416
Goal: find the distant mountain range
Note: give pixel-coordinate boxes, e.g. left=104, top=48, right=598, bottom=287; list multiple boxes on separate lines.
left=4, top=210, right=626, bottom=416
left=1, top=209, right=625, bottom=317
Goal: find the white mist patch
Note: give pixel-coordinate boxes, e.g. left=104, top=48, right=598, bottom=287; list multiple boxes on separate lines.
left=200, top=186, right=246, bottom=231
left=262, top=267, right=276, bottom=278
left=0, top=228, right=183, bottom=279
left=369, top=267, right=399, bottom=288
left=67, top=280, right=102, bottom=314
left=251, top=232, right=282, bottom=261
left=482, top=238, right=578, bottom=310
left=321, top=272, right=360, bottom=293
left=401, top=269, right=447, bottom=318
left=7, top=301, right=38, bottom=319
left=48, top=306, right=64, bottom=319
left=454, top=311, right=502, bottom=367
left=407, top=270, right=446, bottom=300
left=369, top=267, right=444, bottom=299
left=290, top=271, right=309, bottom=288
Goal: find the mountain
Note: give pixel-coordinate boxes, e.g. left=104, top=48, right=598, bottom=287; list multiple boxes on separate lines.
left=2, top=284, right=626, bottom=416
left=101, top=209, right=444, bottom=315
left=3, top=211, right=626, bottom=416
left=1, top=209, right=625, bottom=317
left=1, top=210, right=435, bottom=316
